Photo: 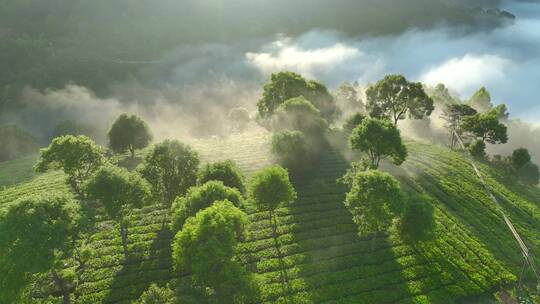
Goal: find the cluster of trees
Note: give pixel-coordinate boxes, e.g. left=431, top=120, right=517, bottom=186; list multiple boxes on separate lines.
left=1, top=108, right=301, bottom=303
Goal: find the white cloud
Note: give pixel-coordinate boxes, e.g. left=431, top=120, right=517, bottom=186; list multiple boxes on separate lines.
left=246, top=38, right=361, bottom=78
left=420, top=54, right=511, bottom=97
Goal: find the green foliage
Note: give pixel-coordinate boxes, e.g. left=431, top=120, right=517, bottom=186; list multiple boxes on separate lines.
left=343, top=170, right=403, bottom=237
left=197, top=160, right=245, bottom=193
left=366, top=74, right=434, bottom=125
left=170, top=181, right=243, bottom=233
left=228, top=107, right=251, bottom=132
left=273, top=96, right=328, bottom=135
left=172, top=200, right=257, bottom=302
left=343, top=112, right=366, bottom=134
left=0, top=191, right=79, bottom=303
left=334, top=81, right=363, bottom=114
left=518, top=162, right=540, bottom=185
left=493, top=104, right=510, bottom=120
left=248, top=165, right=297, bottom=212
left=441, top=104, right=477, bottom=149
left=469, top=140, right=487, bottom=158
left=257, top=71, right=336, bottom=121
left=467, top=87, right=493, bottom=113
left=427, top=83, right=461, bottom=105
left=461, top=109, right=508, bottom=145
left=135, top=284, right=176, bottom=304
left=271, top=130, right=310, bottom=172
left=85, top=164, right=151, bottom=260
left=349, top=118, right=407, bottom=168
left=108, top=113, right=153, bottom=157
left=512, top=148, right=531, bottom=170
left=399, top=194, right=436, bottom=243
left=85, top=165, right=151, bottom=220
left=138, top=140, right=199, bottom=205
left=0, top=124, right=39, bottom=162
left=35, top=135, right=104, bottom=195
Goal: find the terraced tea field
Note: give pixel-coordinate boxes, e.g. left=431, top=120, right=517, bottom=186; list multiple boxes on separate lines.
left=1, top=130, right=538, bottom=303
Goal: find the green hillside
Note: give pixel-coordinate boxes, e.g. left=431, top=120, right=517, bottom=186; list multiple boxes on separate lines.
left=1, top=130, right=539, bottom=303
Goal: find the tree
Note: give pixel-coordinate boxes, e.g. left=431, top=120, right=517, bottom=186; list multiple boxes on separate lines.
left=108, top=113, right=153, bottom=158
left=0, top=124, right=39, bottom=161
left=273, top=96, right=328, bottom=135
left=469, top=140, right=487, bottom=159
left=461, top=109, right=508, bottom=147
left=172, top=200, right=257, bottom=303
left=35, top=135, right=105, bottom=196
left=257, top=71, right=337, bottom=121
left=343, top=112, right=366, bottom=134
left=493, top=104, right=510, bottom=120
left=518, top=162, right=540, bottom=185
left=349, top=118, right=407, bottom=168
left=228, top=107, right=250, bottom=132
left=440, top=104, right=477, bottom=150
left=197, top=160, right=245, bottom=194
left=366, top=74, right=434, bottom=125
left=512, top=148, right=531, bottom=170
left=271, top=130, right=310, bottom=172
left=85, top=165, right=151, bottom=261
left=334, top=81, right=363, bottom=115
left=468, top=86, right=493, bottom=113
left=0, top=191, right=79, bottom=304
left=427, top=83, right=460, bottom=105
left=135, top=284, right=176, bottom=304
left=343, top=170, right=403, bottom=248
left=51, top=120, right=96, bottom=142
left=248, top=166, right=297, bottom=213
left=138, top=140, right=200, bottom=205
left=170, top=181, right=243, bottom=233
left=399, top=194, right=436, bottom=243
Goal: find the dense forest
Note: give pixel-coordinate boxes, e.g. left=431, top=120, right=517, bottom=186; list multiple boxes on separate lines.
left=1, top=1, right=539, bottom=304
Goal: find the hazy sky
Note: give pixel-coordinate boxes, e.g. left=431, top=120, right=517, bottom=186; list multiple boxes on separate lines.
left=244, top=0, right=540, bottom=124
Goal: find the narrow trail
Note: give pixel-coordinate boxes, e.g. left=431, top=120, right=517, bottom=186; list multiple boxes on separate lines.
left=453, top=131, right=539, bottom=283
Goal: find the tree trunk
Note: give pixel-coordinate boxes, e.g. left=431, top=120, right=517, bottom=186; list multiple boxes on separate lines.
left=129, top=145, right=135, bottom=158
left=52, top=270, right=71, bottom=304
left=120, top=223, right=129, bottom=262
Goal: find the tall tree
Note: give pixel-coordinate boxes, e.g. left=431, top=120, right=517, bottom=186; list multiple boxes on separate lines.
left=197, top=160, right=246, bottom=194
left=343, top=170, right=403, bottom=249
left=441, top=104, right=477, bottom=149
left=257, top=71, right=337, bottom=121
left=461, top=109, right=508, bottom=145
left=35, top=135, right=104, bottom=196
left=467, top=86, right=493, bottom=113
left=349, top=118, right=407, bottom=168
left=0, top=191, right=79, bottom=304
left=108, top=113, right=153, bottom=158
left=366, top=74, right=434, bottom=125
left=85, top=165, right=151, bottom=261
left=172, top=200, right=257, bottom=303
left=512, top=148, right=531, bottom=170
left=170, top=181, right=243, bottom=233
left=334, top=81, right=364, bottom=115
left=273, top=96, right=328, bottom=136
left=138, top=140, right=199, bottom=205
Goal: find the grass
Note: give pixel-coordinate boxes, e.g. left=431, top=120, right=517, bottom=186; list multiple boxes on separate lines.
left=1, top=130, right=538, bottom=303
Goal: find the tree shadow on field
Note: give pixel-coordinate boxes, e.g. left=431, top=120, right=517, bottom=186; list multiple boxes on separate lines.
left=280, top=145, right=415, bottom=303
left=103, top=222, right=174, bottom=303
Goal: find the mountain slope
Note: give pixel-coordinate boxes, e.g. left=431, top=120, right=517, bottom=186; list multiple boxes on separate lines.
left=0, top=130, right=538, bottom=303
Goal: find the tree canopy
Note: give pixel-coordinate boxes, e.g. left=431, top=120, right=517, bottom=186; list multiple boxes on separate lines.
left=35, top=135, right=104, bottom=196
left=257, top=71, right=337, bottom=121
left=441, top=104, right=477, bottom=149
left=228, top=107, right=251, bottom=132
left=248, top=165, right=296, bottom=212
left=461, top=109, right=508, bottom=145
left=85, top=164, right=151, bottom=260
left=366, top=74, right=434, bottom=125
left=512, top=148, right=531, bottom=170
left=343, top=112, right=366, bottom=134
left=334, top=81, right=363, bottom=115
left=271, top=130, right=310, bottom=172
left=108, top=113, right=153, bottom=158
left=467, top=86, right=493, bottom=113
left=197, top=160, right=245, bottom=194
left=172, top=200, right=257, bottom=302
left=273, top=96, right=328, bottom=135
left=170, top=181, right=243, bottom=233
left=343, top=170, right=403, bottom=237
left=349, top=118, right=407, bottom=168
left=138, top=140, right=200, bottom=205
left=0, top=191, right=79, bottom=303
